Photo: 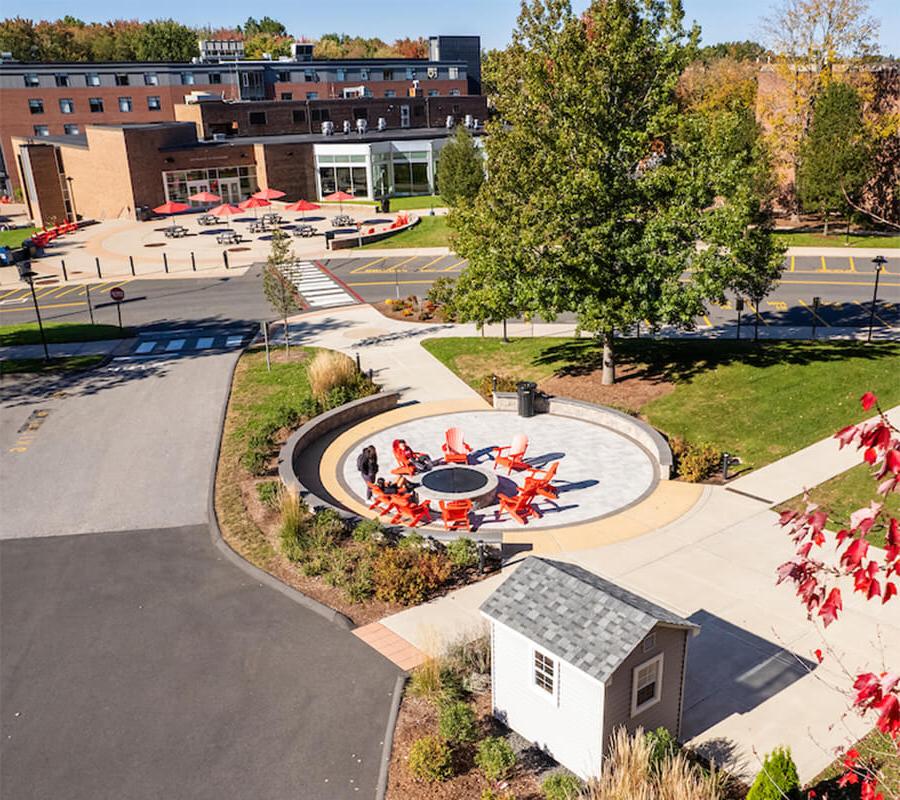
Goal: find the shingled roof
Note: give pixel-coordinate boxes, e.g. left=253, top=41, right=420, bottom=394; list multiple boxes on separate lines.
left=480, top=557, right=698, bottom=684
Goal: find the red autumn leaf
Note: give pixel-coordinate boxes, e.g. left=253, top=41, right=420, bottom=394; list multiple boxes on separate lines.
left=814, top=648, right=824, bottom=663
left=779, top=508, right=799, bottom=526
left=874, top=693, right=900, bottom=735
left=861, top=391, right=878, bottom=410
left=886, top=448, right=900, bottom=475
left=842, top=537, right=870, bottom=570
left=844, top=748, right=860, bottom=764
left=884, top=582, right=897, bottom=604
left=864, top=447, right=878, bottom=464
left=861, top=778, right=885, bottom=800
left=887, top=518, right=900, bottom=562
left=819, top=587, right=843, bottom=627
left=866, top=577, right=881, bottom=600
left=835, top=425, right=858, bottom=448
left=839, top=770, right=860, bottom=787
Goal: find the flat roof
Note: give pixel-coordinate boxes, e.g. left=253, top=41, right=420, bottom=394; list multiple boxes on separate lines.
left=0, top=57, right=467, bottom=70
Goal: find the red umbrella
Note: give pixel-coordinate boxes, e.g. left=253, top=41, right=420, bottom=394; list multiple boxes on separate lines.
left=324, top=191, right=355, bottom=213
left=284, top=199, right=320, bottom=219
left=152, top=200, right=190, bottom=226
left=239, top=196, right=271, bottom=220
left=209, top=203, right=242, bottom=228
left=188, top=190, right=221, bottom=204
left=252, top=188, right=286, bottom=201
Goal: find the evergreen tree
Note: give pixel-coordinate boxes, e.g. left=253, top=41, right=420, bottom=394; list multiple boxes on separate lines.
left=263, top=230, right=299, bottom=353
left=747, top=747, right=800, bottom=800
left=436, top=127, right=484, bottom=206
left=798, top=81, right=872, bottom=234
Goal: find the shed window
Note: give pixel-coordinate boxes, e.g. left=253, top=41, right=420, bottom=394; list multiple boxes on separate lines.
left=631, top=653, right=663, bottom=716
left=642, top=633, right=656, bottom=653
left=534, top=650, right=555, bottom=694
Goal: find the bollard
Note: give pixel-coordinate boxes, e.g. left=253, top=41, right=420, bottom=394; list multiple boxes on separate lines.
left=190, top=251, right=196, bottom=272
left=722, top=452, right=731, bottom=481
left=60, top=259, right=68, bottom=281
left=355, top=352, right=361, bottom=371
left=129, top=255, right=135, bottom=276
left=368, top=368, right=373, bottom=381
left=86, top=283, right=94, bottom=324
left=477, top=540, right=486, bottom=573
left=95, top=257, right=102, bottom=278
left=491, top=374, right=498, bottom=393
left=223, top=251, right=229, bottom=269
left=163, top=252, right=169, bottom=273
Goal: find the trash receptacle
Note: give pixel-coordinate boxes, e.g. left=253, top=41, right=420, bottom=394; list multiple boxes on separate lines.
left=0, top=246, right=11, bottom=266
left=380, top=197, right=390, bottom=213
left=324, top=229, right=335, bottom=250
left=516, top=381, right=537, bottom=418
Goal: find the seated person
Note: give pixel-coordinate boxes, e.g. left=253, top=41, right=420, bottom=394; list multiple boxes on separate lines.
left=396, top=439, right=433, bottom=472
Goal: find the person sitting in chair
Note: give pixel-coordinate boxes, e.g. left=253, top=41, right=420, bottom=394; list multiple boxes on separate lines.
left=396, top=439, right=432, bottom=472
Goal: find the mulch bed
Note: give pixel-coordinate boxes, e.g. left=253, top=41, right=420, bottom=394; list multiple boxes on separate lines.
left=375, top=301, right=446, bottom=325
left=387, top=692, right=552, bottom=800
left=539, top=361, right=675, bottom=415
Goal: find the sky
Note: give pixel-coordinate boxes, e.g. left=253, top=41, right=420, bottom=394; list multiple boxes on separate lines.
left=3, top=0, right=898, bottom=55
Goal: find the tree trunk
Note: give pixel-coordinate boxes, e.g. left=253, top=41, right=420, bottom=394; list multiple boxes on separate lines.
left=823, top=210, right=829, bottom=236
left=284, top=314, right=290, bottom=354
left=502, top=319, right=508, bottom=343
left=601, top=330, right=616, bottom=385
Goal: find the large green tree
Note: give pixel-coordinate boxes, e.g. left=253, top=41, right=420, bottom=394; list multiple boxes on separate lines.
left=436, top=127, right=484, bottom=207
left=136, top=20, right=199, bottom=62
left=798, top=81, right=872, bottom=234
left=450, top=0, right=783, bottom=382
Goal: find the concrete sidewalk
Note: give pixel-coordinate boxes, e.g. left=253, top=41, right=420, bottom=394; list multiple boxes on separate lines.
left=0, top=338, right=128, bottom=361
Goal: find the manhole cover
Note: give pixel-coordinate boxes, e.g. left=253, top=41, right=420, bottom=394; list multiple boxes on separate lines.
left=145, top=242, right=166, bottom=248
left=228, top=247, right=251, bottom=252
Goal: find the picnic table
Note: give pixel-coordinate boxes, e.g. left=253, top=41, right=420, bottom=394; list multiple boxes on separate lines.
left=164, top=225, right=189, bottom=238
left=261, top=212, right=283, bottom=225
left=197, top=214, right=217, bottom=226
left=331, top=214, right=354, bottom=227
left=216, top=231, right=243, bottom=245
left=248, top=220, right=268, bottom=234
left=292, top=224, right=317, bottom=238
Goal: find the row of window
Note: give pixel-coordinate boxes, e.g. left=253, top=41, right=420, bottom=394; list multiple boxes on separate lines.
left=278, top=88, right=461, bottom=101
left=23, top=71, right=223, bottom=88
left=32, top=125, right=80, bottom=137
left=28, top=96, right=162, bottom=114
left=244, top=103, right=446, bottom=128
left=275, top=66, right=460, bottom=82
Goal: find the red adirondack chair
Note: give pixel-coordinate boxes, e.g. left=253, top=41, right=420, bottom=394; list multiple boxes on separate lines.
left=391, top=439, right=417, bottom=476
left=442, top=427, right=472, bottom=464
left=393, top=497, right=431, bottom=527
left=523, top=461, right=560, bottom=500
left=368, top=483, right=393, bottom=515
left=497, top=488, right=542, bottom=525
left=439, top=499, right=474, bottom=532
left=493, top=434, right=529, bottom=474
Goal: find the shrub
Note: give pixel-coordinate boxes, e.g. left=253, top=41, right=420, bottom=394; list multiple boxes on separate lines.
left=256, top=480, right=279, bottom=508
left=427, top=276, right=456, bottom=309
left=438, top=700, right=478, bottom=744
left=372, top=547, right=427, bottom=604
left=306, top=350, right=359, bottom=401
left=645, top=726, right=679, bottom=769
left=476, top=374, right=520, bottom=402
left=352, top=517, right=384, bottom=542
left=397, top=531, right=426, bottom=550
left=476, top=737, right=516, bottom=781
left=408, top=657, right=443, bottom=699
left=671, top=437, right=722, bottom=482
left=542, top=773, right=584, bottom=800
left=746, top=747, right=800, bottom=800
left=344, top=561, right=374, bottom=602
left=312, top=508, right=346, bottom=540
left=445, top=634, right=491, bottom=677
left=445, top=537, right=478, bottom=569
left=241, top=434, right=271, bottom=475
left=417, top=551, right=453, bottom=587
left=408, top=735, right=453, bottom=783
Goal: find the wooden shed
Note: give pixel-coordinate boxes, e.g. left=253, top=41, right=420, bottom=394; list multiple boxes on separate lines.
left=480, top=557, right=699, bottom=779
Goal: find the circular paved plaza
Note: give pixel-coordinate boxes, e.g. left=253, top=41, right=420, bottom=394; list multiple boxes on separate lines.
left=337, top=409, right=658, bottom=531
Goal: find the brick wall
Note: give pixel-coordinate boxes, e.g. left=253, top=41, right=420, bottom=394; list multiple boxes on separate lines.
left=273, top=79, right=468, bottom=101
left=12, top=142, right=68, bottom=227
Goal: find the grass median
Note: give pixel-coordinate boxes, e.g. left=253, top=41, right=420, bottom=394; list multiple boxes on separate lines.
left=0, top=322, right=127, bottom=347
left=0, top=227, right=37, bottom=248
left=774, top=231, right=900, bottom=248
left=357, top=216, right=450, bottom=249
left=422, top=337, right=900, bottom=471
left=0, top=354, right=105, bottom=375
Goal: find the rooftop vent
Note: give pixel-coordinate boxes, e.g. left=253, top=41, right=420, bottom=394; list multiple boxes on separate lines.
left=356, top=118, right=368, bottom=134
left=322, top=120, right=335, bottom=135
left=445, top=115, right=454, bottom=128
left=377, top=117, right=387, bottom=131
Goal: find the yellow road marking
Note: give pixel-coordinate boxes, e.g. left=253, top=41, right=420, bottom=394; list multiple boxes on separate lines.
left=0, top=287, right=27, bottom=300
left=348, top=280, right=437, bottom=287
left=820, top=255, right=827, bottom=272
left=854, top=300, right=892, bottom=328
left=442, top=259, right=466, bottom=272
left=799, top=298, right=831, bottom=326
left=416, top=255, right=445, bottom=271
left=849, top=256, right=856, bottom=272
left=107, top=279, right=134, bottom=291
left=780, top=279, right=900, bottom=287
left=0, top=300, right=86, bottom=313
left=350, top=257, right=386, bottom=274
left=35, top=285, right=67, bottom=299
left=54, top=284, right=85, bottom=298
left=0, top=289, right=30, bottom=302
left=790, top=255, right=795, bottom=273
left=702, top=314, right=712, bottom=327
left=767, top=300, right=787, bottom=311
left=375, top=256, right=417, bottom=274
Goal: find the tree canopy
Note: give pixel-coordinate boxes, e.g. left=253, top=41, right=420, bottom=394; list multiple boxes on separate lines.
left=436, top=127, right=484, bottom=207
left=449, top=0, right=784, bottom=382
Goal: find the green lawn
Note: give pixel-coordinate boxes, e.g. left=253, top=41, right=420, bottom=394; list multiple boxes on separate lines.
left=0, top=354, right=104, bottom=375
left=774, top=231, right=900, bottom=249
left=422, top=337, right=900, bottom=470
left=357, top=216, right=450, bottom=249
left=0, top=227, right=37, bottom=248
left=0, top=322, right=127, bottom=347
left=387, top=195, right=445, bottom=211
left=777, top=462, right=898, bottom=547
left=807, top=729, right=899, bottom=798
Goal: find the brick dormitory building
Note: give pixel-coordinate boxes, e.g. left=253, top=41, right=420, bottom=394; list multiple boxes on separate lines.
left=0, top=36, right=488, bottom=225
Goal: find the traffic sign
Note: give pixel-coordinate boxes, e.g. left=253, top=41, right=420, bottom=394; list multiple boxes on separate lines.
left=110, top=286, right=125, bottom=302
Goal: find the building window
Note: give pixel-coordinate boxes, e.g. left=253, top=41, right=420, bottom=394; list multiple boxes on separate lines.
left=449, top=66, right=460, bottom=80
left=59, top=98, right=74, bottom=114
left=144, top=73, right=158, bottom=86
left=209, top=72, right=222, bottom=84
left=352, top=107, right=368, bottom=122
left=64, top=124, right=80, bottom=135
left=28, top=99, right=44, bottom=114
left=248, top=111, right=267, bottom=126
left=89, top=97, right=104, bottom=113
left=281, top=92, right=293, bottom=101
left=449, top=88, right=461, bottom=97
left=428, top=89, right=438, bottom=97
left=534, top=650, right=555, bottom=694
left=54, top=73, right=70, bottom=87
left=306, top=92, right=318, bottom=100
left=360, top=68, right=369, bottom=80
left=86, top=72, right=101, bottom=86
left=24, top=73, right=39, bottom=87
left=383, top=69, right=394, bottom=81
left=277, top=71, right=290, bottom=82
left=414, top=105, right=425, bottom=117
left=631, top=653, right=664, bottom=716
left=147, top=96, right=161, bottom=111
left=384, top=90, right=396, bottom=98
left=33, top=125, right=50, bottom=137
left=119, top=97, right=133, bottom=112
left=304, top=69, right=316, bottom=82
left=336, top=68, right=346, bottom=81
left=292, top=110, right=306, bottom=124
left=642, top=633, right=657, bottom=653
left=405, top=67, right=415, bottom=80
left=180, top=72, right=195, bottom=86
left=115, top=73, right=130, bottom=86
left=310, top=108, right=330, bottom=123
left=163, top=165, right=258, bottom=204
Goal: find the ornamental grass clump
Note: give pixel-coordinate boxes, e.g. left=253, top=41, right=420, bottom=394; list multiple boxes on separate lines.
left=306, top=350, right=360, bottom=401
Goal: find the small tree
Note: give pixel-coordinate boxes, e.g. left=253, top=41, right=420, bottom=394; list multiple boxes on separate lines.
left=746, top=747, right=800, bottom=800
left=799, top=81, right=872, bottom=235
left=262, top=229, right=299, bottom=353
left=436, top=126, right=484, bottom=206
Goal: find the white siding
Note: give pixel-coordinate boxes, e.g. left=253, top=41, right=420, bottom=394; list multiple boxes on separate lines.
left=490, top=619, right=605, bottom=780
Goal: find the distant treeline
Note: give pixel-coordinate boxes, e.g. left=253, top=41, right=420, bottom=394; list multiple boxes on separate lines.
left=0, top=16, right=428, bottom=62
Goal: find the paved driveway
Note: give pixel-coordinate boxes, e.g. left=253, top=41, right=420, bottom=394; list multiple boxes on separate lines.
left=0, top=347, right=400, bottom=799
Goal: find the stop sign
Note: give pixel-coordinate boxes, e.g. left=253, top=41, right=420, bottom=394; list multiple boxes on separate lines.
left=110, top=286, right=125, bottom=302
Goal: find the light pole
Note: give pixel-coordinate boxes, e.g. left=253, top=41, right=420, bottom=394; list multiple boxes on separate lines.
left=17, top=261, right=49, bottom=362
left=735, top=297, right=744, bottom=340
left=811, top=296, right=820, bottom=339
left=867, top=255, right=886, bottom=343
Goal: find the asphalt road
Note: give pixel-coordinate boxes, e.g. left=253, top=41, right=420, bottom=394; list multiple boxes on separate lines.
left=0, top=252, right=897, bottom=331
left=0, top=346, right=400, bottom=799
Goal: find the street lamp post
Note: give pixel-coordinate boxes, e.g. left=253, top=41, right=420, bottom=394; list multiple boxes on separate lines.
left=811, top=296, right=820, bottom=339
left=867, top=255, right=886, bottom=343
left=17, top=260, right=49, bottom=362
left=735, top=297, right=744, bottom=340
